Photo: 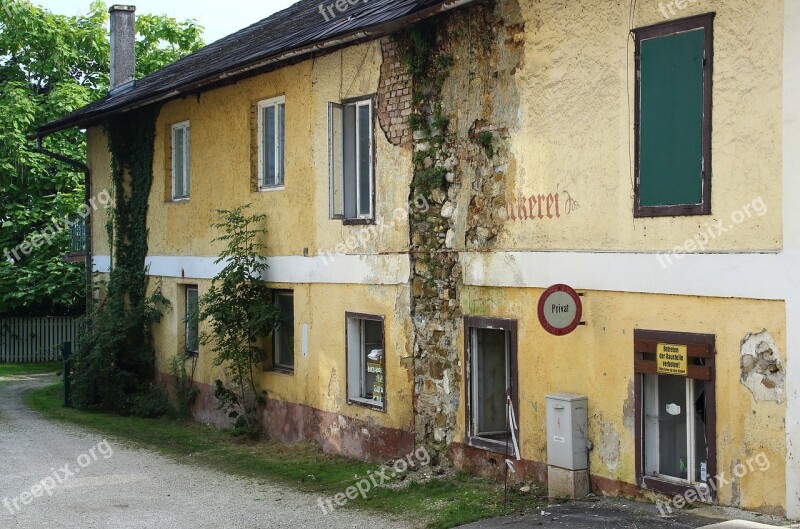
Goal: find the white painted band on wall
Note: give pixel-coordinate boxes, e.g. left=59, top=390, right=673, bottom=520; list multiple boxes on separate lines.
left=92, top=250, right=800, bottom=299
left=462, top=250, right=800, bottom=302
left=92, top=254, right=411, bottom=285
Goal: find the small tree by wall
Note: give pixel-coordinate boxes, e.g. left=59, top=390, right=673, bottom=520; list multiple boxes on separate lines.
left=198, top=205, right=280, bottom=436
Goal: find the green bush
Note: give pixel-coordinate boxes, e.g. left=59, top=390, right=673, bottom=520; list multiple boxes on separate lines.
left=130, top=383, right=171, bottom=418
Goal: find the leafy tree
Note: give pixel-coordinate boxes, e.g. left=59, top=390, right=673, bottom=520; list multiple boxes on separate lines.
left=0, top=0, right=204, bottom=316
left=199, top=206, right=281, bottom=436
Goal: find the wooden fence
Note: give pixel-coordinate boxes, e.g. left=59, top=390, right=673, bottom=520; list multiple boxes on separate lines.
left=0, top=317, right=81, bottom=363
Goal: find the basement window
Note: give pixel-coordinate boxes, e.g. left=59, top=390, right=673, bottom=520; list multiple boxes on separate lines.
left=345, top=313, right=384, bottom=410
left=171, top=121, right=190, bottom=200
left=633, top=14, right=714, bottom=217
left=634, top=330, right=716, bottom=498
left=184, top=285, right=199, bottom=355
left=258, top=96, right=285, bottom=189
left=328, top=98, right=374, bottom=222
left=272, top=290, right=294, bottom=371
left=465, top=317, right=518, bottom=452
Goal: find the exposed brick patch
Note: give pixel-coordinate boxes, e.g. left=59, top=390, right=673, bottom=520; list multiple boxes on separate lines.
left=377, top=37, right=413, bottom=147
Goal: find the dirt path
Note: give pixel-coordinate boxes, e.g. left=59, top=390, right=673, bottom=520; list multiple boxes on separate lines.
left=0, top=376, right=412, bottom=529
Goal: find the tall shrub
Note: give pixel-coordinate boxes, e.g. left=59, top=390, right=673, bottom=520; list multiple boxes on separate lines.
left=199, top=205, right=280, bottom=435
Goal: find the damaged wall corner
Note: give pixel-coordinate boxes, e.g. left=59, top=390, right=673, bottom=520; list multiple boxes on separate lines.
left=740, top=329, right=785, bottom=403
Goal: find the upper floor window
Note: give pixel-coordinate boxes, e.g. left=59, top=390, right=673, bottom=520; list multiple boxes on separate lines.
left=633, top=14, right=714, bottom=217
left=171, top=121, right=190, bottom=200
left=328, top=98, right=374, bottom=222
left=258, top=96, right=285, bottom=189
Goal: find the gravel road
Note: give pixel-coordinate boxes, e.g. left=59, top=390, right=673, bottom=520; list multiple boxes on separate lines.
left=0, top=376, right=413, bottom=529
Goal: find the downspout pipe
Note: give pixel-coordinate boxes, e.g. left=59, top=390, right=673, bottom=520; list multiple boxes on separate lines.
left=34, top=137, right=93, bottom=318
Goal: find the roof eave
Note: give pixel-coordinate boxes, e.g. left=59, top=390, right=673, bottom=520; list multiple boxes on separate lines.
left=34, top=0, right=478, bottom=139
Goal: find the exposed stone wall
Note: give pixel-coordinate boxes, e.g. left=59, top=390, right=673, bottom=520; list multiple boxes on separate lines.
left=405, top=0, right=526, bottom=458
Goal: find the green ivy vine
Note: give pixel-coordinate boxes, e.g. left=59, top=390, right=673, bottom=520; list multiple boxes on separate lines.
left=401, top=20, right=453, bottom=197
left=73, top=104, right=170, bottom=413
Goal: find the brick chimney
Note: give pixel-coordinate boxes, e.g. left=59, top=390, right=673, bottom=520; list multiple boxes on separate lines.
left=109, top=5, right=136, bottom=93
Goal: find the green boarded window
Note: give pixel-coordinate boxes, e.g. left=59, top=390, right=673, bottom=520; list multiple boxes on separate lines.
left=634, top=15, right=713, bottom=217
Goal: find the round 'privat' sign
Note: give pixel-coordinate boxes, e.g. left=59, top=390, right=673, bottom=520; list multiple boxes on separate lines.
left=537, top=284, right=582, bottom=336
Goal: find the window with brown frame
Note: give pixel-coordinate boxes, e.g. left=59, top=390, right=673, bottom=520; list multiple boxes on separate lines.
left=634, top=329, right=716, bottom=499
left=464, top=316, right=518, bottom=453
left=633, top=14, right=714, bottom=217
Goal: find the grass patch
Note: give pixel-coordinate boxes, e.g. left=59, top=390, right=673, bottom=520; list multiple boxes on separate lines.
left=0, top=362, right=62, bottom=377
left=26, top=382, right=542, bottom=527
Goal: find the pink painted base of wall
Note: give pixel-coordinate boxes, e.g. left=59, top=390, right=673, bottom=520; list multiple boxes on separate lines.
left=153, top=376, right=783, bottom=517
left=156, top=372, right=414, bottom=462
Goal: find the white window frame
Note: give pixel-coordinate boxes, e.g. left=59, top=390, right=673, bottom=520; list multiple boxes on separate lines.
left=327, top=98, right=374, bottom=221
left=171, top=121, right=190, bottom=201
left=643, top=374, right=709, bottom=494
left=345, top=313, right=385, bottom=410
left=470, top=328, right=511, bottom=439
left=257, top=96, right=286, bottom=190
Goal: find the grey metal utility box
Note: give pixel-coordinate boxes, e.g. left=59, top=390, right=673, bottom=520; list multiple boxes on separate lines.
left=546, top=393, right=588, bottom=471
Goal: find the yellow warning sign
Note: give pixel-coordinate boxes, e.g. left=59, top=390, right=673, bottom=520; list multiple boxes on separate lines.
left=657, top=343, right=688, bottom=376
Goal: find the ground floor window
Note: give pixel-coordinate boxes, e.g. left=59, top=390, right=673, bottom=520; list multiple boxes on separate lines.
left=272, top=290, right=294, bottom=371
left=634, top=330, right=716, bottom=497
left=465, top=317, right=518, bottom=452
left=184, top=285, right=199, bottom=355
left=346, top=313, right=385, bottom=410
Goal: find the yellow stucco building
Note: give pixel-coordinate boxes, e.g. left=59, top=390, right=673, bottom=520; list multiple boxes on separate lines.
left=39, top=0, right=800, bottom=518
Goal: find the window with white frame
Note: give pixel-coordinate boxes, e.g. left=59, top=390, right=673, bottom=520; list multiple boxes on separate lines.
left=328, top=98, right=374, bottom=221
left=184, top=285, right=199, bottom=355
left=345, top=313, right=384, bottom=409
left=272, top=290, right=294, bottom=370
left=465, top=317, right=518, bottom=451
left=642, top=374, right=709, bottom=485
left=171, top=121, right=190, bottom=200
left=258, top=96, right=285, bottom=189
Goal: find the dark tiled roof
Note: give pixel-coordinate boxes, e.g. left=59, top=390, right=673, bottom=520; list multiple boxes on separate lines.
left=38, top=0, right=469, bottom=136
